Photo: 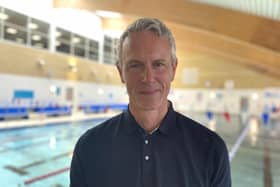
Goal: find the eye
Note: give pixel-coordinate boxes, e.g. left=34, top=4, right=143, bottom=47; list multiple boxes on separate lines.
left=129, top=63, right=141, bottom=68
left=153, top=61, right=165, bottom=69
left=126, top=61, right=144, bottom=70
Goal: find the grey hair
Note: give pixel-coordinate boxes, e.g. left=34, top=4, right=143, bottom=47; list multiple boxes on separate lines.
left=117, top=18, right=177, bottom=65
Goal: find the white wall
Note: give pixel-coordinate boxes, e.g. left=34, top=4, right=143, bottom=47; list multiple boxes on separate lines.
left=0, top=73, right=128, bottom=108
left=1, top=73, right=277, bottom=117
left=77, top=82, right=128, bottom=105
left=169, top=88, right=265, bottom=115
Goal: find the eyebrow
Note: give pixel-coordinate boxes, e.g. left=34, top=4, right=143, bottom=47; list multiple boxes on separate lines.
left=126, top=59, right=142, bottom=64
left=153, top=59, right=167, bottom=63
left=126, top=59, right=167, bottom=64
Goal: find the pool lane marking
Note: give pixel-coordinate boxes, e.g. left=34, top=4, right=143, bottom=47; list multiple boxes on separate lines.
left=229, top=122, right=251, bottom=162
left=24, top=167, right=70, bottom=185
left=4, top=151, right=72, bottom=175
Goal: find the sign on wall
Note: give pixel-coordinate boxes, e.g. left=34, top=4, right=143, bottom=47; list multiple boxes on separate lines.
left=13, top=90, right=34, bottom=99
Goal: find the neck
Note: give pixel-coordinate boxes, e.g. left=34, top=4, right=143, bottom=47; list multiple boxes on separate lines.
left=129, top=101, right=169, bottom=134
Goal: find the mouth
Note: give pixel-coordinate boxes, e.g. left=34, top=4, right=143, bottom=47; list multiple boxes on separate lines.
left=139, top=89, right=159, bottom=95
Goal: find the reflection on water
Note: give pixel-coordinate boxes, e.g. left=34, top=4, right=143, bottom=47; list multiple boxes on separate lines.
left=249, top=117, right=259, bottom=147
left=49, top=135, right=57, bottom=149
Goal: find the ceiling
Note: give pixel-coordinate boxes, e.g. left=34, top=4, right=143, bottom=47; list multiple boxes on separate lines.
left=53, top=0, right=280, bottom=89
left=191, top=0, right=280, bottom=21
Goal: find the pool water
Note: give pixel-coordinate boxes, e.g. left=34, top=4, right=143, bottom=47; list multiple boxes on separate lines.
left=0, top=113, right=279, bottom=187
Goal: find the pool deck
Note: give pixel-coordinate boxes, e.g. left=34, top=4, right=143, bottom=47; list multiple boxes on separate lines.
left=0, top=111, right=119, bottom=130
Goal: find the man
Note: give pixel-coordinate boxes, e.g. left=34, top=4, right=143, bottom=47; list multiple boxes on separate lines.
left=70, top=18, right=231, bottom=187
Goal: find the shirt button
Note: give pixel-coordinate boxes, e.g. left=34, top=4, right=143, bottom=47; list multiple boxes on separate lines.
left=145, top=155, right=149, bottom=161
left=145, top=140, right=149, bottom=144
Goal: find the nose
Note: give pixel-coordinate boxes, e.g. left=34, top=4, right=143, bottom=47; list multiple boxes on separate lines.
left=142, top=66, right=155, bottom=83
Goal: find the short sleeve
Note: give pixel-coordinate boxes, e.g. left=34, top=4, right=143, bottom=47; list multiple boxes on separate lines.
left=209, top=136, right=232, bottom=187
left=70, top=138, right=87, bottom=187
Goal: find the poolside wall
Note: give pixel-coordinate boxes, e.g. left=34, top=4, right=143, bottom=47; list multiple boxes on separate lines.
left=1, top=73, right=278, bottom=116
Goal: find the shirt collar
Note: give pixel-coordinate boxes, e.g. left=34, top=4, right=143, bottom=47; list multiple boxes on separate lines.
left=157, top=101, right=177, bottom=136
left=121, top=101, right=177, bottom=136
left=122, top=108, right=142, bottom=134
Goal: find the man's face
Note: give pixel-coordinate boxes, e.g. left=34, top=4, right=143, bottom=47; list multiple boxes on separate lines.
left=117, top=31, right=177, bottom=111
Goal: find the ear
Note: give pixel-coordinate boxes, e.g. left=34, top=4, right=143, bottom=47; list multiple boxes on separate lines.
left=116, top=62, right=125, bottom=83
left=170, top=58, right=178, bottom=81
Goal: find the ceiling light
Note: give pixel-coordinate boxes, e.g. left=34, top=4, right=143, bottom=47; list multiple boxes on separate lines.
left=32, top=34, right=41, bottom=41
left=97, top=88, right=104, bottom=95
left=95, top=10, right=121, bottom=18
left=251, top=93, right=259, bottom=100
left=55, top=41, right=61, bottom=46
left=0, top=13, right=8, bottom=20
left=28, top=23, right=38, bottom=29
left=6, top=27, right=17, bottom=34
left=49, top=85, right=57, bottom=93
left=210, top=92, right=216, bottom=99
left=68, top=58, right=78, bottom=72
left=72, top=37, right=80, bottom=43
left=55, top=31, right=61, bottom=37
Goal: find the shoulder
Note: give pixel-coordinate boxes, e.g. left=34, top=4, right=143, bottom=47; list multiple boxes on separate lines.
left=174, top=111, right=227, bottom=150
left=76, top=113, right=123, bottom=148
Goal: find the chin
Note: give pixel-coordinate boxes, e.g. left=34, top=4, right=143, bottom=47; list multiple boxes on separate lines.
left=136, top=100, right=164, bottom=110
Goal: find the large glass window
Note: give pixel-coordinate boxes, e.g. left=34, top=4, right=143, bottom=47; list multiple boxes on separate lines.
left=55, top=27, right=71, bottom=54
left=55, top=27, right=100, bottom=62
left=29, top=18, right=49, bottom=49
left=72, top=33, right=85, bottom=57
left=0, top=7, right=101, bottom=64
left=112, top=38, right=118, bottom=61
left=0, top=7, right=5, bottom=38
left=3, top=8, right=28, bottom=44
left=103, top=35, right=118, bottom=65
left=89, top=39, right=99, bottom=61
left=4, top=8, right=27, bottom=27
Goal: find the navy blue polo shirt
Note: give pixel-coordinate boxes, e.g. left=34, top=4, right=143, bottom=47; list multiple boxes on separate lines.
left=70, top=103, right=231, bottom=187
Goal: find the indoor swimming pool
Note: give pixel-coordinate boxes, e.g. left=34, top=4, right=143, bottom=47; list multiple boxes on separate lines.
left=0, top=118, right=106, bottom=187
left=0, top=113, right=279, bottom=187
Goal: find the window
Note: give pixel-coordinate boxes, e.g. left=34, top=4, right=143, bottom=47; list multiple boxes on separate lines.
left=30, top=18, right=49, bottom=49
left=0, top=7, right=5, bottom=38
left=3, top=8, right=28, bottom=44
left=0, top=7, right=101, bottom=64
left=89, top=39, right=99, bottom=61
left=72, top=33, right=85, bottom=57
left=55, top=27, right=100, bottom=61
left=55, top=27, right=71, bottom=54
left=103, top=35, right=118, bottom=65
left=4, top=8, right=27, bottom=27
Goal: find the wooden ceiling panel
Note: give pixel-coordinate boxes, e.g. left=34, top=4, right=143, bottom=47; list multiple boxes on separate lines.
left=53, top=0, right=280, bottom=52
left=53, top=0, right=280, bottom=88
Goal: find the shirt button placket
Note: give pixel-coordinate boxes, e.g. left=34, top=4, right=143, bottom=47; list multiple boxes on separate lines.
left=144, top=138, right=150, bottom=161
left=142, top=135, right=155, bottom=186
